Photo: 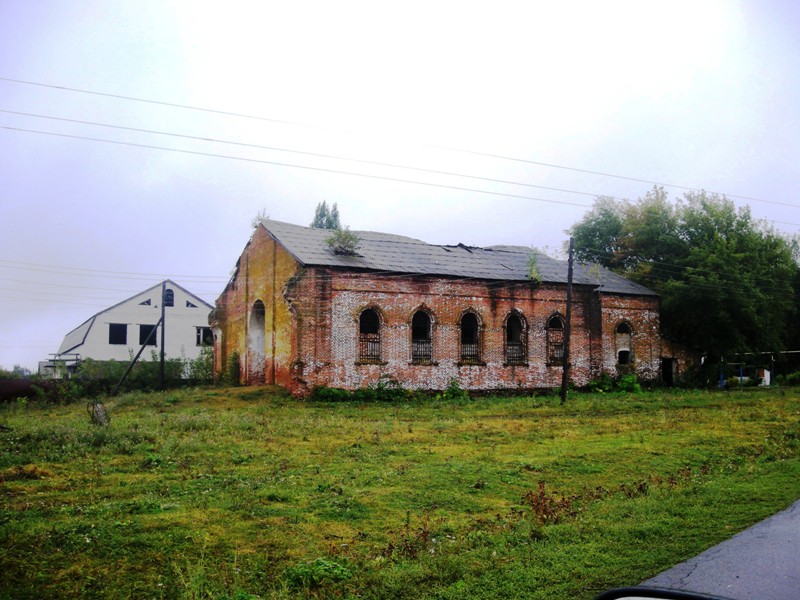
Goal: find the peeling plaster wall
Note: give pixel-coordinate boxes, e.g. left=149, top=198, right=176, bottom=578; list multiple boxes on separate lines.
left=212, top=227, right=300, bottom=387
left=598, top=294, right=662, bottom=381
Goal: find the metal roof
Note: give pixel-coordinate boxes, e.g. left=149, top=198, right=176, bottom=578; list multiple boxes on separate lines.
left=260, top=219, right=657, bottom=296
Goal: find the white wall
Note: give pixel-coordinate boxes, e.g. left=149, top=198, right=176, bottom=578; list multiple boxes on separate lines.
left=63, top=284, right=212, bottom=363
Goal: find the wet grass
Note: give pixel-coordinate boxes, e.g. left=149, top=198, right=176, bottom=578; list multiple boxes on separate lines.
left=1, top=387, right=799, bottom=598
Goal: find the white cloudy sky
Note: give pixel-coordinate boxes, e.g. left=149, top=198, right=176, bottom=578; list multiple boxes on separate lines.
left=1, top=1, right=799, bottom=371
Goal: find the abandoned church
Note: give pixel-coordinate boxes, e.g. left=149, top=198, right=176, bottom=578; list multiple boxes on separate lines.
left=211, top=219, right=685, bottom=395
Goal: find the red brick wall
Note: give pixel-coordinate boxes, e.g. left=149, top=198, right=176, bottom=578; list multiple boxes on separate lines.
left=213, top=234, right=665, bottom=395
left=284, top=268, right=663, bottom=395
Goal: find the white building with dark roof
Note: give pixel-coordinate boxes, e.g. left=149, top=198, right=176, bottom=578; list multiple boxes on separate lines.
left=43, top=280, right=213, bottom=376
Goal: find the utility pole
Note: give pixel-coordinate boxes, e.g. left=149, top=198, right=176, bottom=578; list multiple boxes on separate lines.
left=560, top=237, right=574, bottom=405
left=160, top=280, right=166, bottom=390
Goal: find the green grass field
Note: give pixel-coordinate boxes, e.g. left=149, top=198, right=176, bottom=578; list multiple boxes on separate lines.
left=2, top=387, right=799, bottom=599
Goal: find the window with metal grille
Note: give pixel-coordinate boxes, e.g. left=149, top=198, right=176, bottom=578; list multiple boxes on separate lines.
left=164, top=288, right=174, bottom=307
left=460, top=312, right=481, bottom=363
left=411, top=311, right=432, bottom=363
left=359, top=308, right=381, bottom=362
left=547, top=316, right=564, bottom=365
left=505, top=313, right=526, bottom=365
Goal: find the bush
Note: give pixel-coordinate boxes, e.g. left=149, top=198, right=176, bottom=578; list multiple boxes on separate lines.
left=310, top=386, right=351, bottom=402
left=587, top=373, right=614, bottom=393
left=616, top=373, right=641, bottom=393
left=224, top=351, right=241, bottom=386
left=439, top=379, right=469, bottom=403
left=185, top=346, right=213, bottom=384
left=784, top=371, right=800, bottom=386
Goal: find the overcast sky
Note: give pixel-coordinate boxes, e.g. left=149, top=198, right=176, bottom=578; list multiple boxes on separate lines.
left=2, top=1, right=799, bottom=371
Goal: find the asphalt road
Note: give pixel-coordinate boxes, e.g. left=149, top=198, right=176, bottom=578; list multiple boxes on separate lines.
left=642, top=498, right=800, bottom=599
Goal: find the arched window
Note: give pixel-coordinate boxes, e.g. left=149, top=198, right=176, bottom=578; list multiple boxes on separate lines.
left=164, top=288, right=174, bottom=307
left=505, top=312, right=527, bottom=365
left=247, top=300, right=266, bottom=384
left=547, top=315, right=565, bottom=365
left=359, top=308, right=381, bottom=362
left=616, top=321, right=633, bottom=365
left=411, top=310, right=433, bottom=363
left=460, top=312, right=481, bottom=363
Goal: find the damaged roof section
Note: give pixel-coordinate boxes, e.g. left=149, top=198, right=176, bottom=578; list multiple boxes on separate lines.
left=258, top=218, right=657, bottom=297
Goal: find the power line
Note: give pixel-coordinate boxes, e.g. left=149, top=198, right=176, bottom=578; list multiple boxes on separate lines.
left=1, top=125, right=594, bottom=209
left=0, top=258, right=227, bottom=282
left=0, top=108, right=619, bottom=202
left=2, top=76, right=796, bottom=210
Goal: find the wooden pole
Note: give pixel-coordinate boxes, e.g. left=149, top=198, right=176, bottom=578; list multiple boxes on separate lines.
left=160, top=281, right=166, bottom=390
left=560, top=237, right=574, bottom=405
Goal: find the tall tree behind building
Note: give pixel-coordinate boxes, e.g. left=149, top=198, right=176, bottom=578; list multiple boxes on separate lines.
left=310, top=201, right=341, bottom=229
left=569, top=187, right=800, bottom=363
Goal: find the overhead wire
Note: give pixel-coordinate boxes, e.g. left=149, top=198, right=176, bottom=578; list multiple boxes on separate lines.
left=1, top=125, right=595, bottom=210
left=6, top=120, right=799, bottom=231
left=0, top=108, right=617, bottom=203
left=6, top=107, right=800, bottom=229
left=2, top=76, right=797, bottom=210
left=2, top=78, right=799, bottom=330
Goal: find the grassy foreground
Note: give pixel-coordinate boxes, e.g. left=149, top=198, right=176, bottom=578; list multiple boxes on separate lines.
left=1, top=387, right=799, bottom=599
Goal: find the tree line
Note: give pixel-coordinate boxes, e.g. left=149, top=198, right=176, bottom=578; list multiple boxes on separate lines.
left=568, top=187, right=800, bottom=375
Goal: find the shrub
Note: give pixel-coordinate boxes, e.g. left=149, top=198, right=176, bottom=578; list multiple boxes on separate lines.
left=616, top=373, right=641, bottom=393
left=587, top=373, right=614, bottom=393
left=310, top=386, right=351, bottom=402
left=784, top=371, right=800, bottom=386
left=185, top=346, right=213, bottom=384
left=439, top=379, right=469, bottom=403
left=224, top=351, right=241, bottom=386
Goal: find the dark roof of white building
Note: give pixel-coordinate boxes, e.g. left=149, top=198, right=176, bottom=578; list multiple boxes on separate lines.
left=258, top=219, right=657, bottom=297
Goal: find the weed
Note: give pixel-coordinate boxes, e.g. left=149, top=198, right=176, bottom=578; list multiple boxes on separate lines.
left=283, top=558, right=353, bottom=589
left=521, top=482, right=579, bottom=525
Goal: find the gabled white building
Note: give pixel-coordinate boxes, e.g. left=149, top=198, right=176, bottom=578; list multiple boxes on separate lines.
left=46, top=280, right=213, bottom=374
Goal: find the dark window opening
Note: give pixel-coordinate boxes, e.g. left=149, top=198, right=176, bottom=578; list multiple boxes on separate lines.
left=109, top=323, right=127, bottom=345
left=505, top=314, right=526, bottom=365
left=616, top=321, right=632, bottom=364
left=359, top=309, right=381, bottom=362
left=164, top=288, right=174, bottom=307
left=139, top=299, right=151, bottom=306
left=460, top=313, right=481, bottom=363
left=411, top=311, right=432, bottom=363
left=196, top=327, right=213, bottom=346
left=547, top=316, right=565, bottom=365
left=187, top=300, right=198, bottom=308
left=139, top=324, right=158, bottom=346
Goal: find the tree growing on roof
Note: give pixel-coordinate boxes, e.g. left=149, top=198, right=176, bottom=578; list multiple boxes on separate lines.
left=310, top=201, right=341, bottom=229
left=326, top=227, right=360, bottom=255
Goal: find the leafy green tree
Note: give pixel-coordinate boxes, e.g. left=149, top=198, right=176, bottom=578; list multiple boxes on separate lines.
left=569, top=188, right=799, bottom=362
left=310, top=201, right=341, bottom=229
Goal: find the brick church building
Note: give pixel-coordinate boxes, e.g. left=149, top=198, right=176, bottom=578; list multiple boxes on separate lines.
left=211, top=219, right=683, bottom=395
